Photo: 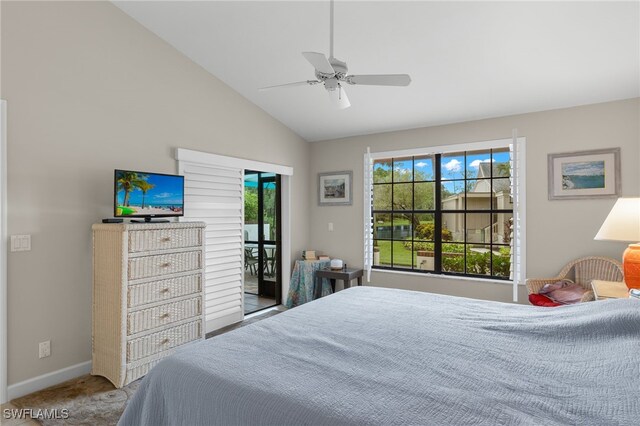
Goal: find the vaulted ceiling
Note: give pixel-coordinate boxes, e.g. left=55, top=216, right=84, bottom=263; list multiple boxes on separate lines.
left=114, top=1, right=640, bottom=142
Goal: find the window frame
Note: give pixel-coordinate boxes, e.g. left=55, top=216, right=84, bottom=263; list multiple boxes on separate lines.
left=367, top=139, right=523, bottom=282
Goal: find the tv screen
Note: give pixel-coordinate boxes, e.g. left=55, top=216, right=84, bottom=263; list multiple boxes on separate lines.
left=114, top=170, right=184, bottom=219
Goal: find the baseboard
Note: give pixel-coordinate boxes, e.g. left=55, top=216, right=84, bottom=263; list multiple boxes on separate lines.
left=7, top=360, right=91, bottom=400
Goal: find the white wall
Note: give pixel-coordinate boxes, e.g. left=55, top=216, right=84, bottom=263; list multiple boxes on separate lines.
left=0, top=1, right=310, bottom=386
left=309, top=99, right=640, bottom=303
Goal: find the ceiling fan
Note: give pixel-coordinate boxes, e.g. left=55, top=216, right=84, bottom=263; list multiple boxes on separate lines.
left=259, top=0, right=411, bottom=109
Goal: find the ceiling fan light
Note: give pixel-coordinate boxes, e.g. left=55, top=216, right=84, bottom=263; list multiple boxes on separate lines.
left=327, top=85, right=350, bottom=109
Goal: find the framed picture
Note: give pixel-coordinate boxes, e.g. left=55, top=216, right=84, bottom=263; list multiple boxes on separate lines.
left=318, top=171, right=352, bottom=206
left=548, top=148, right=620, bottom=200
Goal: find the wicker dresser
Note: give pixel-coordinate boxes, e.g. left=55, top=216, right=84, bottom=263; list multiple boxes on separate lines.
left=91, top=222, right=206, bottom=388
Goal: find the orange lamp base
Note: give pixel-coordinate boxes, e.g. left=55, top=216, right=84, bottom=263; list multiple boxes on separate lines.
left=623, top=243, right=640, bottom=290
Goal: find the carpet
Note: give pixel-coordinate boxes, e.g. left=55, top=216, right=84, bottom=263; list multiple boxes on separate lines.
left=11, top=309, right=282, bottom=425
left=11, top=375, right=141, bottom=426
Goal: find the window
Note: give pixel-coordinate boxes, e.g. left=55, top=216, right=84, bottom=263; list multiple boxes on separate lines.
left=367, top=141, right=524, bottom=282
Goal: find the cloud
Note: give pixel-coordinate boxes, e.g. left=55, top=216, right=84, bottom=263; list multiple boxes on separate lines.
left=416, top=161, right=428, bottom=168
left=394, top=167, right=411, bottom=175
left=561, top=161, right=604, bottom=176
left=444, top=159, right=462, bottom=173
left=469, top=159, right=495, bottom=168
left=154, top=192, right=172, bottom=199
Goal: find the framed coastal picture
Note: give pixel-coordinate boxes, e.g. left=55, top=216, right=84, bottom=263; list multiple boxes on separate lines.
left=318, top=171, right=352, bottom=206
left=548, top=148, right=620, bottom=200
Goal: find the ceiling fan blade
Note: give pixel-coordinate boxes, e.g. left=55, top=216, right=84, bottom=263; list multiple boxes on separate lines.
left=259, top=80, right=320, bottom=91
left=346, top=74, right=411, bottom=87
left=302, top=52, right=335, bottom=75
left=328, top=85, right=350, bottom=109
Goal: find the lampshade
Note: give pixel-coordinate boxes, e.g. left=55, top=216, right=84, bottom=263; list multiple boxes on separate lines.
left=595, top=197, right=640, bottom=290
left=594, top=198, right=640, bottom=242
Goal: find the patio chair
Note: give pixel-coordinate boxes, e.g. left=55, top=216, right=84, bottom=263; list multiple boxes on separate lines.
left=264, top=247, right=277, bottom=277
left=526, top=256, right=623, bottom=305
left=245, top=247, right=259, bottom=275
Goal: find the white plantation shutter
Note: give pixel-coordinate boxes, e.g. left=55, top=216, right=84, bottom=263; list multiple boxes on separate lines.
left=178, top=161, right=244, bottom=333
left=509, top=131, right=527, bottom=302
left=363, top=147, right=374, bottom=282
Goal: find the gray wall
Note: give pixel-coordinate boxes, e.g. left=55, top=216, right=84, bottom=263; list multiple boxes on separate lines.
left=2, top=0, right=639, bottom=390
left=309, top=99, right=640, bottom=302
left=1, top=1, right=309, bottom=385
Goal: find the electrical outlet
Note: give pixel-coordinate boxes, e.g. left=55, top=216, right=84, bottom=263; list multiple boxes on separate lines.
left=39, top=340, right=51, bottom=358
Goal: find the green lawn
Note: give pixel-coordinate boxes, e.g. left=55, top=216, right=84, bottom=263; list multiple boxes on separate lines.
left=377, top=240, right=413, bottom=267
left=375, top=219, right=411, bottom=228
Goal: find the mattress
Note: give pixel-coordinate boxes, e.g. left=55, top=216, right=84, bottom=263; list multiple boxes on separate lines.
left=119, top=286, right=640, bottom=425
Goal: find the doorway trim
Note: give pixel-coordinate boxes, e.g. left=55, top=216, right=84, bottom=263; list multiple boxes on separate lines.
left=177, top=149, right=293, bottom=177
left=1, top=100, right=7, bottom=404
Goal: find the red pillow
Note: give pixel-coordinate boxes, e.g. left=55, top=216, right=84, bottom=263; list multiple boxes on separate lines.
left=529, top=293, right=562, bottom=307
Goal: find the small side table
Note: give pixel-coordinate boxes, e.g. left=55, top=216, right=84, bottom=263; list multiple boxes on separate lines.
left=314, top=267, right=363, bottom=299
left=591, top=280, right=628, bottom=300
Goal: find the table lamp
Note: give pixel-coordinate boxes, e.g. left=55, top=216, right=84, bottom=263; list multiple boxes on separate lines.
left=594, top=197, right=640, bottom=289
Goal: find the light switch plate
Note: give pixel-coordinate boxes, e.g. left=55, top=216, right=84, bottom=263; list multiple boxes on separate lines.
left=11, top=235, right=31, bottom=252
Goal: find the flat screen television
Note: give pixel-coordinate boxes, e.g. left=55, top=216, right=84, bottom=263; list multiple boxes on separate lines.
left=114, top=169, right=184, bottom=222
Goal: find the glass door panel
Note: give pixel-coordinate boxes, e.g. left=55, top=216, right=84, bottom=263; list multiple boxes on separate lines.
left=244, top=171, right=281, bottom=314
left=243, top=172, right=259, bottom=296
left=260, top=174, right=279, bottom=299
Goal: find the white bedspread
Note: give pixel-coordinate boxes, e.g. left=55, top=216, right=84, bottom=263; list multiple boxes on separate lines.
left=119, top=286, right=640, bottom=425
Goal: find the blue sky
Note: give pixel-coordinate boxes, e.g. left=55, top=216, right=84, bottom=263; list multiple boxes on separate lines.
left=374, top=151, right=510, bottom=182
left=441, top=151, right=510, bottom=180
left=116, top=173, right=184, bottom=205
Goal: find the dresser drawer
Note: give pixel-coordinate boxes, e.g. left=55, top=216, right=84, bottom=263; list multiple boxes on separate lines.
left=127, top=297, right=201, bottom=335
left=128, top=274, right=201, bottom=308
left=129, top=228, right=202, bottom=253
left=127, top=320, right=201, bottom=362
left=128, top=251, right=202, bottom=281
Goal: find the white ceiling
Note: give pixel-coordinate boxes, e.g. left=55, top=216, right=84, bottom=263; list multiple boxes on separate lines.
left=114, top=1, right=640, bottom=142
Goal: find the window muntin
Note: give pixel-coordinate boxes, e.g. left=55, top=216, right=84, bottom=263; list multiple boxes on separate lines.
left=372, top=148, right=512, bottom=279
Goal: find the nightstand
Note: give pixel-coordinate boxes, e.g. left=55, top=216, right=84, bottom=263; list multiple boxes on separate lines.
left=314, top=268, right=363, bottom=299
left=591, top=280, right=629, bottom=300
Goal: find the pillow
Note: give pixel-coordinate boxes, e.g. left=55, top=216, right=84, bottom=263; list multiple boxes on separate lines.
left=529, top=293, right=562, bottom=307
left=540, top=280, right=586, bottom=304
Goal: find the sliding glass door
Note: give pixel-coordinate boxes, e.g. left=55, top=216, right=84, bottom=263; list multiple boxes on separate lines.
left=244, top=171, right=281, bottom=314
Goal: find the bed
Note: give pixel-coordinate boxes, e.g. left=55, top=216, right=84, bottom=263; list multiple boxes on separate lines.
left=119, top=286, right=640, bottom=425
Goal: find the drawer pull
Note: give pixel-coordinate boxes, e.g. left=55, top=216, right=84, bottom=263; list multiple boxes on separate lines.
left=161, top=262, right=171, bottom=268
left=160, top=313, right=170, bottom=319
left=161, top=288, right=170, bottom=294
left=161, top=237, right=171, bottom=242
left=161, top=338, right=170, bottom=345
